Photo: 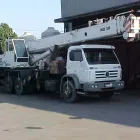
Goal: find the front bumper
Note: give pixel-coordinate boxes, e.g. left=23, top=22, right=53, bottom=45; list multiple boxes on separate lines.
left=83, top=81, right=124, bottom=92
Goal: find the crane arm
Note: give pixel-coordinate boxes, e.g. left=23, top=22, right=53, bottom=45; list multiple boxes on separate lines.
left=27, top=10, right=140, bottom=66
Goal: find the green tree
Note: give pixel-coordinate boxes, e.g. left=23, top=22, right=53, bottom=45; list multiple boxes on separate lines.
left=0, top=23, right=18, bottom=53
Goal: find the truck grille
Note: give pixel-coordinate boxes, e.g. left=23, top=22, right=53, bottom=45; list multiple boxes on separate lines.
left=95, top=70, right=118, bottom=79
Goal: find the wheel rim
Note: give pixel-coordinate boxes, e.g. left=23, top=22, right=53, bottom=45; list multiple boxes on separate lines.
left=15, top=78, right=23, bottom=95
left=63, top=84, right=72, bottom=99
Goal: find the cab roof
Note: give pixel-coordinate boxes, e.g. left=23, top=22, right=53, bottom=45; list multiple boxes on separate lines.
left=69, top=44, right=115, bottom=50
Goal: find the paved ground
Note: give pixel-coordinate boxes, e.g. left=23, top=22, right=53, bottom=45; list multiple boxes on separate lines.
left=0, top=91, right=140, bottom=140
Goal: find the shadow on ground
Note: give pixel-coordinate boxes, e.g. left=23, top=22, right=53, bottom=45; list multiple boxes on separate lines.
left=0, top=86, right=140, bottom=128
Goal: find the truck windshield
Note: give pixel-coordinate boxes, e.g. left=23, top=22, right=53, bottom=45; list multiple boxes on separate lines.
left=83, top=48, right=119, bottom=64
left=13, top=40, right=28, bottom=57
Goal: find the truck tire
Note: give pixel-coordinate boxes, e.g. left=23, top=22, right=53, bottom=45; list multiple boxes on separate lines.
left=62, top=81, right=78, bottom=103
left=14, top=78, right=25, bottom=95
left=4, top=77, right=14, bottom=94
left=99, top=91, right=113, bottom=100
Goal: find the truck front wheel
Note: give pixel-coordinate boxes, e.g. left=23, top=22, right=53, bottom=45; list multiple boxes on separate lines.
left=62, top=81, right=78, bottom=103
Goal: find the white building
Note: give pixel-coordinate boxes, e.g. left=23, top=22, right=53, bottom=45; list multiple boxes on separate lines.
left=19, top=32, right=36, bottom=42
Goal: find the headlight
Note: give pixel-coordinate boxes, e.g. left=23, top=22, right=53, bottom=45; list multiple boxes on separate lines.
left=92, top=85, right=98, bottom=88
left=121, top=83, right=123, bottom=86
left=118, top=83, right=123, bottom=86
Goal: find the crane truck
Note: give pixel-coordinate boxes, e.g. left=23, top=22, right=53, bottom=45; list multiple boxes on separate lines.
left=0, top=10, right=140, bottom=103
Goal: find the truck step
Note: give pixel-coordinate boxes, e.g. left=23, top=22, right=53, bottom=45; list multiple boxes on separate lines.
left=77, top=91, right=86, bottom=95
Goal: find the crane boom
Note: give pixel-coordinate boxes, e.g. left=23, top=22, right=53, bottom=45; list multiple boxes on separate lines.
left=27, top=11, right=140, bottom=65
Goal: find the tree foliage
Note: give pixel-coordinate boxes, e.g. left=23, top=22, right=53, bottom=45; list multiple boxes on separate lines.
left=0, top=23, right=18, bottom=53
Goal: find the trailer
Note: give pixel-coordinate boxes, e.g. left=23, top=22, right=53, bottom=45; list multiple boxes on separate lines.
left=0, top=10, right=140, bottom=103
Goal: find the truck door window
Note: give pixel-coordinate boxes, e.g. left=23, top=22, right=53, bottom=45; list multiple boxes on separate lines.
left=70, top=50, right=83, bottom=61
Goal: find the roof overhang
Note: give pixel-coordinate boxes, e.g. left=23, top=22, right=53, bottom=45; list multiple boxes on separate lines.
left=55, top=1, right=140, bottom=23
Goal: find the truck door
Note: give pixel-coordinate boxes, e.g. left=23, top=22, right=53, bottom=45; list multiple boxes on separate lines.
left=67, top=49, right=84, bottom=82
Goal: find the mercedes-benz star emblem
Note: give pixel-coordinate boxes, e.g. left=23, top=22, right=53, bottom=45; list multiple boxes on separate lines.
left=105, top=71, right=109, bottom=77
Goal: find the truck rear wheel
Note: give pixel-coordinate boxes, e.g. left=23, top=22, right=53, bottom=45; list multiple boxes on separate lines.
left=14, top=78, right=25, bottom=95
left=4, top=77, right=14, bottom=94
left=62, top=81, right=78, bottom=103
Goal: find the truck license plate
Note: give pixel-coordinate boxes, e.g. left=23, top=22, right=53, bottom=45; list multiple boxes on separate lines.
left=104, top=83, right=113, bottom=88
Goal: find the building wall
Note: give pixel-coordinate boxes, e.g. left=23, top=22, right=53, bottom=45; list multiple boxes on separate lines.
left=61, top=0, right=140, bottom=18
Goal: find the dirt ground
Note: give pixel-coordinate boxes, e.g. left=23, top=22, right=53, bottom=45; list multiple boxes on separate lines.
left=0, top=90, right=140, bottom=140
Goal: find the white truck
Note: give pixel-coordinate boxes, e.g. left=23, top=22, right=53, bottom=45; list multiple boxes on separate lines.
left=0, top=10, right=140, bottom=103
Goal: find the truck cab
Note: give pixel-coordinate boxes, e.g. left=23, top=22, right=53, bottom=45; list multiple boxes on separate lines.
left=60, top=44, right=124, bottom=102
left=0, top=39, right=30, bottom=68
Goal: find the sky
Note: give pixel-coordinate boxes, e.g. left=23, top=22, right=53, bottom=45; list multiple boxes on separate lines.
left=0, top=0, right=63, bottom=38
